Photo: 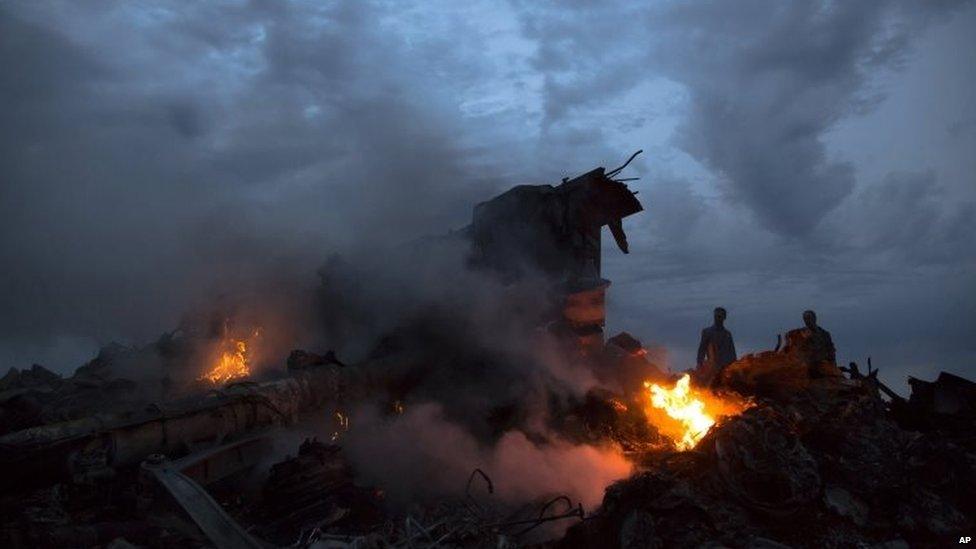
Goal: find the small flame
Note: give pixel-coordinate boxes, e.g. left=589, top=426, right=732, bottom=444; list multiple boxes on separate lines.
left=643, top=374, right=748, bottom=451
left=200, top=339, right=250, bottom=384
left=199, top=323, right=261, bottom=384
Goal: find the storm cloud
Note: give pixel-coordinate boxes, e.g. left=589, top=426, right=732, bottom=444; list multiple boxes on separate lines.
left=0, top=0, right=974, bottom=391
left=520, top=0, right=969, bottom=236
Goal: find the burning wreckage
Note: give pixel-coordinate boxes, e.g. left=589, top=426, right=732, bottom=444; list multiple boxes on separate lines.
left=1, top=153, right=974, bottom=548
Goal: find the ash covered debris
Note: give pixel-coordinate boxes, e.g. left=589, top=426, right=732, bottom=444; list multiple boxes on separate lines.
left=0, top=345, right=154, bottom=437
left=561, top=358, right=976, bottom=549
left=234, top=438, right=383, bottom=545
left=902, top=371, right=976, bottom=434
left=0, top=311, right=274, bottom=438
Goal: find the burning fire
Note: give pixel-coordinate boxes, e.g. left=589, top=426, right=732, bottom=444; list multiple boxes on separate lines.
left=643, top=374, right=749, bottom=451
left=199, top=326, right=261, bottom=384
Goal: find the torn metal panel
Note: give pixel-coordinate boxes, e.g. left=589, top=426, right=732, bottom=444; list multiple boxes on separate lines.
left=172, top=435, right=272, bottom=487
left=142, top=455, right=266, bottom=549
left=468, top=165, right=643, bottom=285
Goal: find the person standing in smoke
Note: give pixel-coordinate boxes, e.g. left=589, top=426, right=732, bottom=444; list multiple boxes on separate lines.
left=695, top=307, right=737, bottom=388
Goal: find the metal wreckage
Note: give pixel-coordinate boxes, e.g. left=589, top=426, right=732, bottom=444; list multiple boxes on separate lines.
left=1, top=153, right=974, bottom=548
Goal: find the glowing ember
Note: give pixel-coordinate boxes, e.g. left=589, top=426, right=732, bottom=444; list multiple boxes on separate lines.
left=608, top=398, right=629, bottom=413
left=643, top=374, right=749, bottom=451
left=331, top=410, right=350, bottom=442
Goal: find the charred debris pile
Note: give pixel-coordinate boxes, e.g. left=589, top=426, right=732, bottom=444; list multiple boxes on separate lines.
left=561, top=353, right=976, bottom=548
left=2, top=154, right=974, bottom=548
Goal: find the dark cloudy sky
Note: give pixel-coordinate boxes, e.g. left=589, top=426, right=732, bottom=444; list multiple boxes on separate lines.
left=1, top=1, right=974, bottom=393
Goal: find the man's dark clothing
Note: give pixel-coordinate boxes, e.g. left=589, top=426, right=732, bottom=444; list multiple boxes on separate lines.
left=806, top=326, right=836, bottom=365
left=782, top=325, right=837, bottom=377
left=783, top=326, right=836, bottom=365
left=696, top=325, right=737, bottom=386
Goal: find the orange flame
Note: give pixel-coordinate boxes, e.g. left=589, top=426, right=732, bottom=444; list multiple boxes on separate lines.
left=200, top=339, right=250, bottom=384
left=199, top=325, right=261, bottom=384
left=643, top=374, right=749, bottom=450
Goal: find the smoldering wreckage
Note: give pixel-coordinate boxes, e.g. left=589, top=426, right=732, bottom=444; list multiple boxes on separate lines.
left=1, top=153, right=974, bottom=549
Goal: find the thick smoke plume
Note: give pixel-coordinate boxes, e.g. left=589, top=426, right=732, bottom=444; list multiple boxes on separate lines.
left=312, top=230, right=634, bottom=511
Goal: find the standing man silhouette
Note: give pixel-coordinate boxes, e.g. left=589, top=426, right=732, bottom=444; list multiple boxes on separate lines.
left=696, top=307, right=737, bottom=388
